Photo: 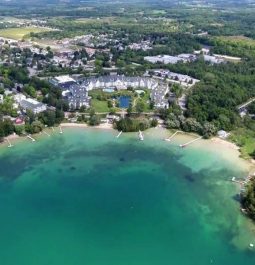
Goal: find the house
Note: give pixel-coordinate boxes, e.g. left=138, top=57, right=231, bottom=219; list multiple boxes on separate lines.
left=13, top=93, right=26, bottom=103
left=217, top=130, right=229, bottom=139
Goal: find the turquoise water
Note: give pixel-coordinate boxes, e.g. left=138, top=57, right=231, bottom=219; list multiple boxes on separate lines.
left=0, top=128, right=254, bottom=265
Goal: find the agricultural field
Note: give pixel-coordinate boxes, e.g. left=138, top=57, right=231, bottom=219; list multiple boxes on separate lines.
left=0, top=27, right=53, bottom=40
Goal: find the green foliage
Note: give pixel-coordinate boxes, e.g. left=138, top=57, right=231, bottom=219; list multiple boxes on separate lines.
left=88, top=108, right=101, bottom=126
left=241, top=178, right=255, bottom=220
left=247, top=102, right=255, bottom=115
left=115, top=117, right=150, bottom=132
left=0, top=119, right=14, bottom=137
left=150, top=118, right=158, bottom=127
left=135, top=100, right=145, bottom=114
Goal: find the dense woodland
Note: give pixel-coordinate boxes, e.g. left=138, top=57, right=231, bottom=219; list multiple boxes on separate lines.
left=242, top=178, right=255, bottom=220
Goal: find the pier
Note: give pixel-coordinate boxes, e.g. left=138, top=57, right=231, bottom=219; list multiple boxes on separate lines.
left=6, top=138, right=13, bottom=148
left=26, top=135, right=36, bottom=142
left=138, top=130, right=144, bottom=141
left=180, top=136, right=202, bottom=148
left=43, top=131, right=51, bottom=137
left=165, top=131, right=182, bottom=142
left=231, top=177, right=245, bottom=185
left=231, top=175, right=253, bottom=186
left=116, top=131, right=122, bottom=138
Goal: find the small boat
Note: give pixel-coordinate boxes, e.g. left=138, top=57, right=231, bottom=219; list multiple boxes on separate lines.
left=138, top=130, right=144, bottom=141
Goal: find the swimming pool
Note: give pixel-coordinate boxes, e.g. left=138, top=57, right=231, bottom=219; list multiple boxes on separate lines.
left=103, top=88, right=115, bottom=93
left=119, top=96, right=131, bottom=108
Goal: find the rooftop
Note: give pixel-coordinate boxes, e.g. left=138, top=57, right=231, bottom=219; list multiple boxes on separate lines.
left=53, top=75, right=76, bottom=84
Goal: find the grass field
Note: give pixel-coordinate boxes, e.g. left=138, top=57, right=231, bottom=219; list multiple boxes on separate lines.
left=0, top=27, right=52, bottom=40
left=229, top=128, right=255, bottom=159
left=91, top=99, right=110, bottom=113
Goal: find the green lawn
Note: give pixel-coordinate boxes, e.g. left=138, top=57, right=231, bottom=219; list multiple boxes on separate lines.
left=0, top=27, right=52, bottom=40
left=229, top=128, right=255, bottom=159
left=91, top=99, right=110, bottom=113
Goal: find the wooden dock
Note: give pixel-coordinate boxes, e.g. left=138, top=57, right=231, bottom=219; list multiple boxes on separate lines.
left=6, top=138, right=13, bottom=148
left=116, top=131, right=122, bottom=138
left=43, top=131, right=50, bottom=137
left=180, top=136, right=202, bottom=148
left=165, top=131, right=182, bottom=142
left=26, top=135, right=36, bottom=142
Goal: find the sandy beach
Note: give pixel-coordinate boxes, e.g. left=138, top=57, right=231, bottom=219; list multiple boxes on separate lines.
left=5, top=133, right=20, bottom=141
left=60, top=123, right=89, bottom=128
left=1, top=124, right=254, bottom=174
left=211, top=137, right=240, bottom=150
left=61, top=122, right=113, bottom=130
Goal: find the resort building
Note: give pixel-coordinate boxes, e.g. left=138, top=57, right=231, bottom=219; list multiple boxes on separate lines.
left=151, top=69, right=200, bottom=88
left=49, top=75, right=76, bottom=89
left=20, top=98, right=47, bottom=114
left=144, top=55, right=184, bottom=64
left=52, top=74, right=170, bottom=110
left=144, top=54, right=198, bottom=65
left=64, top=84, right=91, bottom=110
left=203, top=55, right=225, bottom=64
left=80, top=75, right=169, bottom=109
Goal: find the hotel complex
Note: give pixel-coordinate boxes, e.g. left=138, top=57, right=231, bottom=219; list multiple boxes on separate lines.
left=50, top=75, right=170, bottom=109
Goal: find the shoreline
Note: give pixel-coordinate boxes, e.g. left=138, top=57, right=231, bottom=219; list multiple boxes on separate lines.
left=60, top=122, right=114, bottom=130
left=2, top=123, right=254, bottom=173
left=1, top=123, right=255, bottom=246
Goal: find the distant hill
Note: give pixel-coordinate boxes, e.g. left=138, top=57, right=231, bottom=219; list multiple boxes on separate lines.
left=0, top=0, right=251, bottom=7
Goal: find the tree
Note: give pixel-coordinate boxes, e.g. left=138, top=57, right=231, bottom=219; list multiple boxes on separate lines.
left=247, top=102, right=255, bottom=115
left=89, top=114, right=101, bottom=126
left=14, top=125, right=24, bottom=136
left=127, top=103, right=133, bottom=116
left=107, top=100, right=113, bottom=108
left=0, top=127, right=4, bottom=142
left=135, top=100, right=145, bottom=114
left=171, top=84, right=182, bottom=98
left=182, top=118, right=202, bottom=133
left=202, top=122, right=217, bottom=138
left=89, top=108, right=100, bottom=126
left=151, top=119, right=158, bottom=127
left=31, top=120, right=44, bottom=133
left=241, top=177, right=255, bottom=220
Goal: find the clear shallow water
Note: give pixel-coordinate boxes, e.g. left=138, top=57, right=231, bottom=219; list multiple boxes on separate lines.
left=0, top=128, right=254, bottom=265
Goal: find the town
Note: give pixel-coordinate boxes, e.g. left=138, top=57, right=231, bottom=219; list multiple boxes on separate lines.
left=1, top=28, right=243, bottom=136
left=0, top=2, right=255, bottom=149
